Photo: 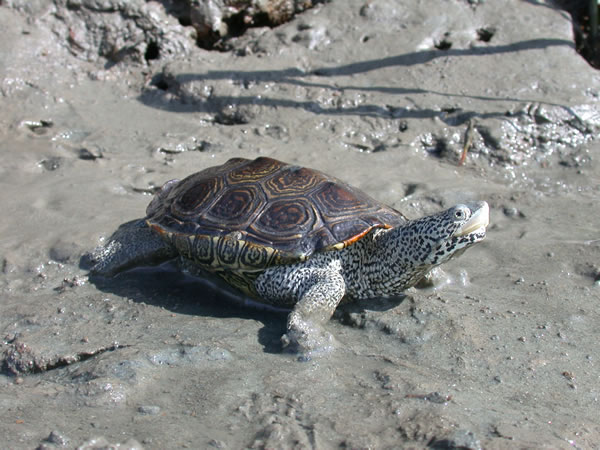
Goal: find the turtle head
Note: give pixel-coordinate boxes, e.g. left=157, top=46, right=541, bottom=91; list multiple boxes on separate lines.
left=367, top=201, right=489, bottom=295
left=408, top=201, right=489, bottom=267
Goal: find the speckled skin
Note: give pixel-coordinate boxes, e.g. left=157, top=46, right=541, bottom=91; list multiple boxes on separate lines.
left=254, top=205, right=488, bottom=352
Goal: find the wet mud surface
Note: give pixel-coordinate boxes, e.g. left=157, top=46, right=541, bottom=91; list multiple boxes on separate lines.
left=1, top=0, right=599, bottom=448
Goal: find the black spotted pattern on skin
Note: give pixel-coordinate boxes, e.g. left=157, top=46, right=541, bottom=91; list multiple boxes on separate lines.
left=255, top=205, right=485, bottom=311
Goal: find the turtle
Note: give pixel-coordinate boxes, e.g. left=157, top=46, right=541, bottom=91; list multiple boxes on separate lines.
left=89, top=156, right=489, bottom=354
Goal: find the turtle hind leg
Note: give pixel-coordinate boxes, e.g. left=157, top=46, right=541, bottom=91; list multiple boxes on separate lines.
left=84, top=218, right=177, bottom=277
left=256, top=258, right=346, bottom=357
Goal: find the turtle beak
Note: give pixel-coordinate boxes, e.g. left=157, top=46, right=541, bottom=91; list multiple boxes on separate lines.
left=455, top=201, right=490, bottom=237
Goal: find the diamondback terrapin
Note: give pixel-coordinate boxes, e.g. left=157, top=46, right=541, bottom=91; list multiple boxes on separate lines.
left=90, top=157, right=489, bottom=354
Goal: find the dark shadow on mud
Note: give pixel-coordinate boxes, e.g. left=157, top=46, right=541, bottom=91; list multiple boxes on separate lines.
left=138, top=38, right=574, bottom=120
left=339, top=295, right=407, bottom=315
left=86, top=261, right=408, bottom=354
left=87, top=262, right=287, bottom=354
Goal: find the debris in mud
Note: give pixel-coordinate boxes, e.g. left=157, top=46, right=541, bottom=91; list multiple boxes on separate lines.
left=157, top=137, right=213, bottom=155
left=77, top=147, right=103, bottom=160
left=476, top=26, right=496, bottom=43
left=1, top=337, right=125, bottom=376
left=1, top=257, right=15, bottom=275
left=38, top=157, right=62, bottom=171
left=44, top=430, right=69, bottom=447
left=343, top=139, right=387, bottom=153
left=434, top=33, right=453, bottom=51
left=183, top=0, right=327, bottom=50
left=502, top=206, right=525, bottom=219
left=254, top=123, right=290, bottom=141
left=214, top=103, right=256, bottom=124
left=137, top=405, right=161, bottom=415
left=21, top=119, right=54, bottom=134
left=458, top=119, right=475, bottom=166
left=414, top=103, right=600, bottom=170
left=146, top=64, right=209, bottom=102
left=5, top=0, right=325, bottom=66
left=54, top=275, right=86, bottom=293
left=405, top=391, right=453, bottom=404
left=129, top=185, right=162, bottom=195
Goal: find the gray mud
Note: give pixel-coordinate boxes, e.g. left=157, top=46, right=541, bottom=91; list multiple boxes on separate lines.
left=1, top=1, right=600, bottom=448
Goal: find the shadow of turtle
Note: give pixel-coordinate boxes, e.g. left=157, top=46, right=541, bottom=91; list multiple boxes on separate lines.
left=85, top=259, right=409, bottom=355
left=86, top=260, right=288, bottom=354
left=334, top=294, right=408, bottom=331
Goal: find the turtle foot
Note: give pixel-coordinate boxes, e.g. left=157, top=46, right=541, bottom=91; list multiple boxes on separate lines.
left=281, top=317, right=337, bottom=359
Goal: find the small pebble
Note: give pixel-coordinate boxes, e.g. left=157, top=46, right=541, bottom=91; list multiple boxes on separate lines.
left=138, top=405, right=161, bottom=415
left=39, top=157, right=61, bottom=171
left=78, top=147, right=103, bottom=160
left=46, top=430, right=68, bottom=446
left=562, top=371, right=575, bottom=381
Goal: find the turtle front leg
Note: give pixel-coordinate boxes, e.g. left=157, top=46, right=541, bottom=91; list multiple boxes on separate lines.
left=283, top=273, right=346, bottom=355
left=255, top=258, right=346, bottom=356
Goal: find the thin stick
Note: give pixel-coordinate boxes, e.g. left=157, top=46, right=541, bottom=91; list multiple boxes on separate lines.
left=459, top=119, right=475, bottom=166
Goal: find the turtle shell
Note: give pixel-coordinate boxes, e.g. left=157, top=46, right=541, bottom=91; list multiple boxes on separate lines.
left=146, top=157, right=406, bottom=273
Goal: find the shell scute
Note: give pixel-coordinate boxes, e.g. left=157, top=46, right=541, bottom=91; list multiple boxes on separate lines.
left=264, top=166, right=322, bottom=197
left=175, top=176, right=222, bottom=214
left=226, top=156, right=284, bottom=184
left=207, top=184, right=265, bottom=227
left=257, top=198, right=317, bottom=234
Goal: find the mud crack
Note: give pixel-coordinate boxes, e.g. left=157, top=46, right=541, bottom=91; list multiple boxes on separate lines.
left=1, top=339, right=130, bottom=376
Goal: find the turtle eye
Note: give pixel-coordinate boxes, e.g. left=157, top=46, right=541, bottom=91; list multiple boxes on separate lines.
left=454, top=208, right=467, bottom=220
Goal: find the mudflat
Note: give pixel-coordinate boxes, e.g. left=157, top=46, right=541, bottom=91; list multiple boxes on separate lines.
left=1, top=1, right=599, bottom=448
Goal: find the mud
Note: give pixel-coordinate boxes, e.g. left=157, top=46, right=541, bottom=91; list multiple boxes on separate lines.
left=1, top=0, right=599, bottom=448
